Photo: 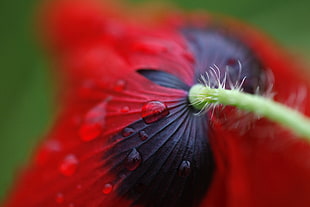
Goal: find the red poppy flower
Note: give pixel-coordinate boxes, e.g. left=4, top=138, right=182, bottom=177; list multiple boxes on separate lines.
left=5, top=0, right=310, bottom=207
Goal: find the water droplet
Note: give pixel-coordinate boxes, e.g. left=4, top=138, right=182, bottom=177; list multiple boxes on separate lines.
left=55, top=193, right=64, bottom=204
left=76, top=184, right=82, bottom=190
left=125, top=148, right=142, bottom=171
left=78, top=80, right=96, bottom=98
left=59, top=154, right=79, bottom=176
left=121, top=106, right=130, bottom=113
left=183, top=52, right=195, bottom=63
left=45, top=140, right=61, bottom=151
left=141, top=101, right=169, bottom=124
left=102, top=183, right=113, bottom=194
left=79, top=101, right=107, bottom=142
left=36, top=140, right=61, bottom=165
left=178, top=160, right=191, bottom=177
left=79, top=123, right=103, bottom=142
left=138, top=131, right=149, bottom=141
left=68, top=203, right=75, bottom=207
left=132, top=41, right=169, bottom=54
left=114, top=80, right=126, bottom=92
left=122, top=127, right=135, bottom=137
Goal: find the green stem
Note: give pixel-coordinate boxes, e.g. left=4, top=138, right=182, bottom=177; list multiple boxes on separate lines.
left=189, top=84, right=310, bottom=140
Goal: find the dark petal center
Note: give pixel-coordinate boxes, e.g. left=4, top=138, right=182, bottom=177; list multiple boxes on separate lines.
left=183, top=27, right=267, bottom=94
left=103, top=27, right=267, bottom=207
left=103, top=100, right=213, bottom=207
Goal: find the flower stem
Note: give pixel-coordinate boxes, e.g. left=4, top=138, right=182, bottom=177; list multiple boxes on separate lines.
left=189, top=84, right=310, bottom=140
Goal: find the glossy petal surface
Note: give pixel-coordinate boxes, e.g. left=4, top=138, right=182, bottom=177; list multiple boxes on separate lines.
left=5, top=1, right=310, bottom=207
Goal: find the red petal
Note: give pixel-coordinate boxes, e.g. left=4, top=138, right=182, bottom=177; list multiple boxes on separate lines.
left=202, top=24, right=310, bottom=207
left=5, top=0, right=310, bottom=207
left=6, top=1, right=191, bottom=206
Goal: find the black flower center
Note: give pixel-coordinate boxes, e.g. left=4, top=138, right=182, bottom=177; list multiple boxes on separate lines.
left=103, top=27, right=267, bottom=207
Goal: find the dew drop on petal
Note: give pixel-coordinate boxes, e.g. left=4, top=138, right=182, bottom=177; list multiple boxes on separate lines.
left=76, top=184, right=82, bottom=190
left=114, top=80, right=126, bottom=92
left=59, top=154, right=79, bottom=176
left=125, top=148, right=142, bottom=171
left=55, top=193, right=64, bottom=204
left=79, top=101, right=107, bottom=142
left=178, top=160, right=191, bottom=177
left=78, top=80, right=95, bottom=98
left=68, top=203, right=75, bottom=207
left=36, top=140, right=61, bottom=165
left=121, top=106, right=130, bottom=113
left=122, top=127, right=135, bottom=137
left=102, top=183, right=113, bottom=194
left=132, top=41, right=169, bottom=54
left=138, top=130, right=149, bottom=141
left=142, top=101, right=169, bottom=124
left=183, top=52, right=195, bottom=63
left=79, top=123, right=103, bottom=142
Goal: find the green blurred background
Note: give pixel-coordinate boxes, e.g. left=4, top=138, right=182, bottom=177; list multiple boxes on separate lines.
left=0, top=0, right=309, bottom=201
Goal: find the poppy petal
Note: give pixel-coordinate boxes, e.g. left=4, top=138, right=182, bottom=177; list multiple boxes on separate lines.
left=201, top=22, right=310, bottom=207
left=102, top=99, right=213, bottom=207
left=5, top=1, right=310, bottom=207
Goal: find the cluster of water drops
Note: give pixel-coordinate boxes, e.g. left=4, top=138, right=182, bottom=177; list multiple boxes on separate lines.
left=106, top=100, right=193, bottom=196
left=119, top=101, right=171, bottom=173
left=78, top=79, right=128, bottom=142
left=51, top=76, right=196, bottom=204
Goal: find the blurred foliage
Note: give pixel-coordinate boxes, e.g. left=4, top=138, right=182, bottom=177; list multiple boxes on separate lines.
left=0, top=0, right=309, bottom=201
